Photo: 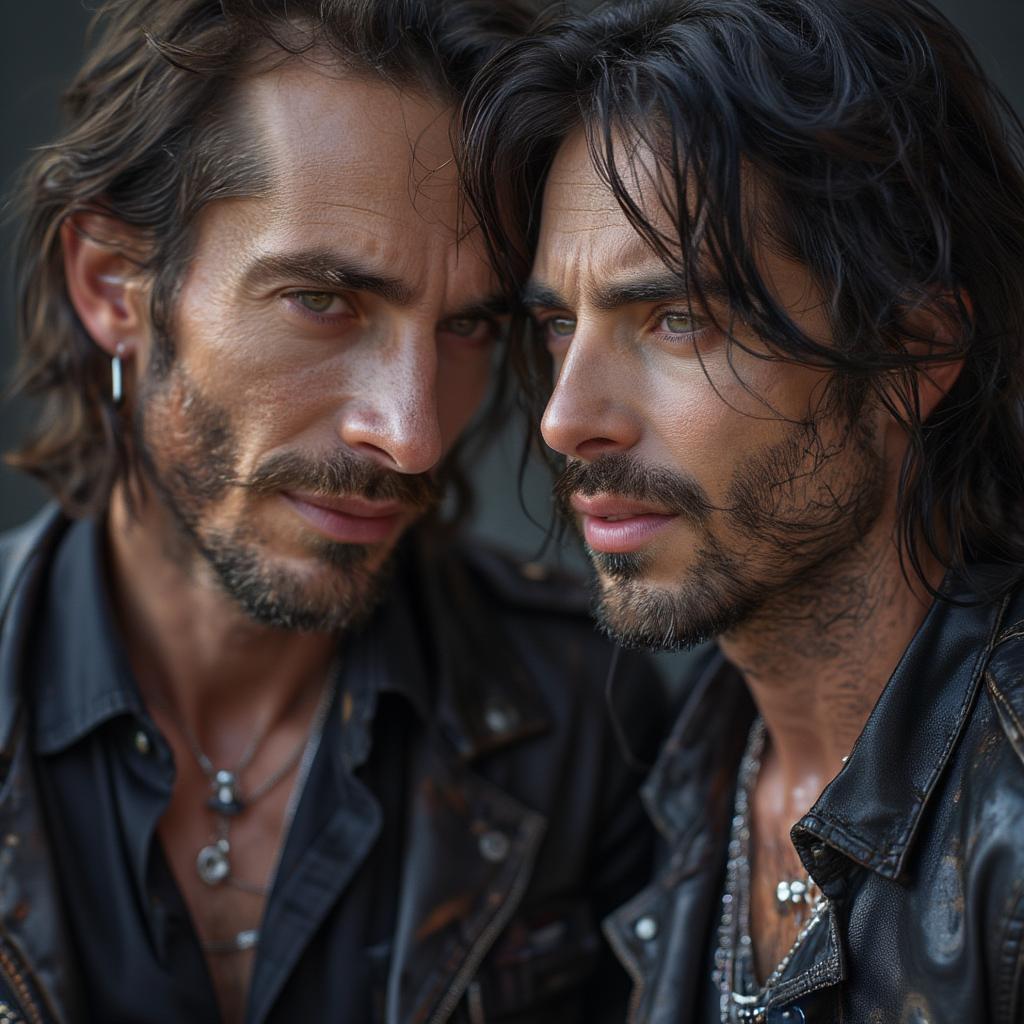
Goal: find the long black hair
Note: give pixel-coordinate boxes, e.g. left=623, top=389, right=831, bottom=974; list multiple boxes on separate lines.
left=461, top=0, right=1024, bottom=595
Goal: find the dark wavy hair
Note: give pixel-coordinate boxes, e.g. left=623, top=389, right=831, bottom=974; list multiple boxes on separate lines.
left=7, top=0, right=531, bottom=518
left=461, top=0, right=1024, bottom=595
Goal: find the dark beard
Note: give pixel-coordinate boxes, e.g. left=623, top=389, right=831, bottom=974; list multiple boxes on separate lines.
left=133, top=364, right=439, bottom=632
left=553, top=414, right=885, bottom=651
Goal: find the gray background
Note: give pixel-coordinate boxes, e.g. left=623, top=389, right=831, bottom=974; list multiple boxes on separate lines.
left=2, top=0, right=1023, bottom=560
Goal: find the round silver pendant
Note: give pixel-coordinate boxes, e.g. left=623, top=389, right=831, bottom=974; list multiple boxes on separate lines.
left=197, top=840, right=231, bottom=886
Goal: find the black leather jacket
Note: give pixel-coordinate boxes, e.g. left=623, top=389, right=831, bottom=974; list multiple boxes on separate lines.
left=0, top=507, right=663, bottom=1024
left=604, top=571, right=1024, bottom=1023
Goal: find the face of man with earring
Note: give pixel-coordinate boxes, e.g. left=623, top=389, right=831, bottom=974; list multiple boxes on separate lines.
left=63, top=64, right=502, bottom=632
left=529, top=130, right=914, bottom=652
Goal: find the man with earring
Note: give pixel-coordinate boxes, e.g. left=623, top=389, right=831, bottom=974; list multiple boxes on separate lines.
left=0, top=1, right=661, bottom=1021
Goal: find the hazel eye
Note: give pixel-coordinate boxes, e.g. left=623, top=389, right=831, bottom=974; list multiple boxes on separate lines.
left=290, top=291, right=349, bottom=316
left=546, top=317, right=577, bottom=339
left=660, top=311, right=698, bottom=334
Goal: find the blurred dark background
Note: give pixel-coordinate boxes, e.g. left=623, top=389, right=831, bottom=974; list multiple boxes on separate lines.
left=2, top=0, right=1023, bottom=558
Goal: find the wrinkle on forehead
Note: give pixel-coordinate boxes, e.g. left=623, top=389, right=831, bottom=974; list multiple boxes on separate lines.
left=536, top=129, right=670, bottom=286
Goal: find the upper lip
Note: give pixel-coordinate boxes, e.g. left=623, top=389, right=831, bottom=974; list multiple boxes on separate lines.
left=569, top=494, right=674, bottom=518
left=283, top=491, right=405, bottom=518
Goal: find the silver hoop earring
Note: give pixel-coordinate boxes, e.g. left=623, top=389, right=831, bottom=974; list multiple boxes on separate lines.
left=111, top=348, right=125, bottom=406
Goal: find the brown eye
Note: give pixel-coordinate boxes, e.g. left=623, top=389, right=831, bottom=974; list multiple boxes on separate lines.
left=439, top=316, right=495, bottom=345
left=444, top=317, right=483, bottom=336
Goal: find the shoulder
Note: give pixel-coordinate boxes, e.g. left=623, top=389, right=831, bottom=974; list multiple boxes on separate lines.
left=442, top=538, right=655, bottom=695
left=449, top=539, right=591, bottom=618
left=983, top=599, right=1024, bottom=770
left=422, top=534, right=669, bottom=763
left=0, top=504, right=66, bottom=617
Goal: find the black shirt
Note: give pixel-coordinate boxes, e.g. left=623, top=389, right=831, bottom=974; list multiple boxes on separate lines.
left=28, top=518, right=427, bottom=1023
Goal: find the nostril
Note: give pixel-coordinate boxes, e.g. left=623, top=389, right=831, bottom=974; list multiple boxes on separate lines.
left=350, top=441, right=400, bottom=469
left=576, top=437, right=622, bottom=459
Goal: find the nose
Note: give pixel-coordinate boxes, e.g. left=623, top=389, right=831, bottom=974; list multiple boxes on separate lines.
left=540, top=328, right=641, bottom=460
left=337, top=326, right=443, bottom=475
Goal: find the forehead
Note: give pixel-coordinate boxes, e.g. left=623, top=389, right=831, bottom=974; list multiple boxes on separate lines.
left=535, top=128, right=668, bottom=288
left=222, top=61, right=489, bottom=293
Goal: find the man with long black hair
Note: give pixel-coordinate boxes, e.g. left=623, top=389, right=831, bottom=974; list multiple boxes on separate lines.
left=463, top=0, right=1024, bottom=1019
left=0, top=1, right=661, bottom=1021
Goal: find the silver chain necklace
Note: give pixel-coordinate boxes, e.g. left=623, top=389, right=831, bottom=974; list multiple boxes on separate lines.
left=151, top=667, right=338, bottom=951
left=712, top=719, right=829, bottom=1023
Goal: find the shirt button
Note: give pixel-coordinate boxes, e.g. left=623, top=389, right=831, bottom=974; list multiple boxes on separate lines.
left=483, top=704, right=517, bottom=734
left=633, top=916, right=658, bottom=941
left=478, top=830, right=511, bottom=864
left=769, top=1008, right=806, bottom=1023
left=133, top=730, right=152, bottom=756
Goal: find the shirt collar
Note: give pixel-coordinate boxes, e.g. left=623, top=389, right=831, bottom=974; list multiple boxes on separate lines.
left=31, top=519, right=434, bottom=757
left=32, top=517, right=145, bottom=754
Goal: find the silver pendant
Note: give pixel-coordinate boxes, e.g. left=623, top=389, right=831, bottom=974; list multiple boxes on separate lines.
left=197, top=838, right=231, bottom=886
left=207, top=769, right=245, bottom=816
left=775, top=878, right=810, bottom=909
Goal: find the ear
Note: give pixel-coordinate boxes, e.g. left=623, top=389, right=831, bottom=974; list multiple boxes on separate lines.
left=897, top=291, right=972, bottom=423
left=61, top=213, right=150, bottom=359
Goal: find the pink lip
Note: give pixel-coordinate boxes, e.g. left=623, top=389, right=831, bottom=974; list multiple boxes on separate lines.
left=570, top=494, right=677, bottom=554
left=282, top=492, right=405, bottom=544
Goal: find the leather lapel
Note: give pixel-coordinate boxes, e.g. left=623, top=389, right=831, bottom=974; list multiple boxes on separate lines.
left=0, top=736, right=77, bottom=1024
left=386, top=737, right=546, bottom=1024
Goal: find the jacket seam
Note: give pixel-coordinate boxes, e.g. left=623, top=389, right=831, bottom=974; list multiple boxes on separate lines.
left=994, top=882, right=1024, bottom=1023
left=986, top=673, right=1024, bottom=753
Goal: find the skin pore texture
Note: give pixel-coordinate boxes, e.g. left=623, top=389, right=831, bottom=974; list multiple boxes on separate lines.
left=532, top=129, right=952, bottom=980
left=62, top=62, right=500, bottom=1023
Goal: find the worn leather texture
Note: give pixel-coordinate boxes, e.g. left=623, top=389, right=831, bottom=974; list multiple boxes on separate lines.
left=604, top=573, right=1024, bottom=1023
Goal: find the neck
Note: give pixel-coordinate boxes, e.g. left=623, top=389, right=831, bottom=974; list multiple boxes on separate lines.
left=719, top=523, right=941, bottom=816
left=104, top=486, right=336, bottom=744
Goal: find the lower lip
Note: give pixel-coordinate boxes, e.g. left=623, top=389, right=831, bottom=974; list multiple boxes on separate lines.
left=282, top=494, right=402, bottom=544
left=581, top=513, right=676, bottom=554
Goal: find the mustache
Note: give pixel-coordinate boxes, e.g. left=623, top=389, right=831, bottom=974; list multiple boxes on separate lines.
left=552, top=453, right=712, bottom=526
left=242, top=450, right=443, bottom=510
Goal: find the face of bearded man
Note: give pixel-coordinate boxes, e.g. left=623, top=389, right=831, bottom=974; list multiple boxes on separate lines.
left=119, top=69, right=502, bottom=633
left=533, top=130, right=891, bottom=652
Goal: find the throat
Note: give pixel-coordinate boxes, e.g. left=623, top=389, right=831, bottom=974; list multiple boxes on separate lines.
left=720, top=532, right=938, bottom=780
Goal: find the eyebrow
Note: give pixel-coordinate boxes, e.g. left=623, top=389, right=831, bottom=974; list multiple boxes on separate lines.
left=522, top=270, right=733, bottom=313
left=446, top=293, right=512, bottom=321
left=240, top=250, right=417, bottom=306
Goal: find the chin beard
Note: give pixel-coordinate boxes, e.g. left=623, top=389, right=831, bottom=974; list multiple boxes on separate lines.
left=560, top=411, right=885, bottom=653
left=195, top=527, right=396, bottom=633
left=590, top=541, right=762, bottom=651
left=132, top=360, right=434, bottom=634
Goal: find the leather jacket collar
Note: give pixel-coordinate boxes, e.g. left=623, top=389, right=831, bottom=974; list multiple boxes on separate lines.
left=606, top=569, right=1024, bottom=1023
